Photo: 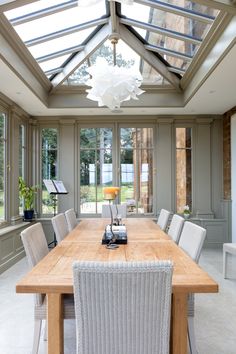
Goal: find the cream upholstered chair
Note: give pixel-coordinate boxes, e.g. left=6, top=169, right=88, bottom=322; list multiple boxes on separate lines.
left=157, top=208, right=170, bottom=231
left=178, top=221, right=206, bottom=354
left=51, top=213, right=69, bottom=243
left=20, top=223, right=74, bottom=354
left=167, top=214, right=185, bottom=243
left=102, top=203, right=127, bottom=218
left=65, top=208, right=78, bottom=232
left=223, top=243, right=236, bottom=278
left=72, top=260, right=173, bottom=354
left=178, top=221, right=206, bottom=262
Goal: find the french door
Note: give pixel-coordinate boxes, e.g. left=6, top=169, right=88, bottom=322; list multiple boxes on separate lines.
left=119, top=127, right=154, bottom=215
left=79, top=126, right=154, bottom=215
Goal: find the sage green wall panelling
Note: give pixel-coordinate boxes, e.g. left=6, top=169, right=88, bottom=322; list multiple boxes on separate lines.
left=156, top=120, right=173, bottom=213
left=211, top=119, right=223, bottom=218
left=0, top=223, right=29, bottom=274
left=195, top=119, right=214, bottom=218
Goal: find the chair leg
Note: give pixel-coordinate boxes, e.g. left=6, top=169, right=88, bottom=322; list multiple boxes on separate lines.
left=188, top=316, right=198, bottom=354
left=43, top=320, right=47, bottom=341
left=32, top=319, right=42, bottom=354
left=223, top=250, right=227, bottom=278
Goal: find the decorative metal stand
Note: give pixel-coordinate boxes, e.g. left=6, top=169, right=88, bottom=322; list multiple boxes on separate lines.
left=43, top=179, right=68, bottom=249
left=48, top=195, right=58, bottom=248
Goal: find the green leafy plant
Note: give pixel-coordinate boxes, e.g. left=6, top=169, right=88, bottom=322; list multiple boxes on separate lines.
left=183, top=205, right=190, bottom=214
left=19, top=177, right=38, bottom=210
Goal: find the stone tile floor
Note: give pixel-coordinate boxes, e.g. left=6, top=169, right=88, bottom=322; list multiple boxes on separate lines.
left=0, top=248, right=236, bottom=354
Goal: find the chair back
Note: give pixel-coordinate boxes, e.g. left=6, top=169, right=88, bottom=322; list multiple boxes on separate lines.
left=51, top=213, right=68, bottom=243
left=73, top=260, right=173, bottom=354
left=65, top=208, right=78, bottom=232
left=102, top=204, right=127, bottom=218
left=168, top=214, right=185, bottom=243
left=178, top=221, right=206, bottom=262
left=157, top=209, right=170, bottom=231
left=21, top=223, right=49, bottom=306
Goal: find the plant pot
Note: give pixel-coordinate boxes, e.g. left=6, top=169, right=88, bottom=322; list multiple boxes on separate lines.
left=24, top=210, right=34, bottom=221
left=183, top=213, right=190, bottom=219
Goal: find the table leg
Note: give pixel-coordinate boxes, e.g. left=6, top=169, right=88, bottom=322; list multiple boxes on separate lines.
left=47, top=293, right=64, bottom=354
left=170, top=293, right=188, bottom=354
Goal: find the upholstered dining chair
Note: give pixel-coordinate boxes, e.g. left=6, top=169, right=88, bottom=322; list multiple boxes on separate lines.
left=102, top=203, right=127, bottom=218
left=20, top=222, right=75, bottom=354
left=72, top=260, right=173, bottom=354
left=65, top=208, right=78, bottom=232
left=223, top=243, right=236, bottom=278
left=178, top=221, right=206, bottom=354
left=167, top=214, right=185, bottom=243
left=51, top=213, right=69, bottom=243
left=157, top=208, right=171, bottom=231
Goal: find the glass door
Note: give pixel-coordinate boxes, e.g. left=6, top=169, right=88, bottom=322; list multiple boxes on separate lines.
left=80, top=127, right=112, bottom=214
left=119, top=127, right=153, bottom=215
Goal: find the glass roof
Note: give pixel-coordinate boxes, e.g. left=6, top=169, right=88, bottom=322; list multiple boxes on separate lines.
left=4, top=0, right=220, bottom=89
left=63, top=39, right=171, bottom=86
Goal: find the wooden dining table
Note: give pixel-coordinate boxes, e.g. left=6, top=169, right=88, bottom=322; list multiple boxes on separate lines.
left=16, top=218, right=218, bottom=354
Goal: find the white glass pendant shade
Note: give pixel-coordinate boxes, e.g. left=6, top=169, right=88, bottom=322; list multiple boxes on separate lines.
left=86, top=58, right=145, bottom=110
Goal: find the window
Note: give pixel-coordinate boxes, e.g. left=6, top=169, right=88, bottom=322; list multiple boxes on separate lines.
left=80, top=128, right=112, bottom=214
left=19, top=124, right=26, bottom=214
left=41, top=128, right=58, bottom=214
left=0, top=113, right=6, bottom=222
left=176, top=127, right=192, bottom=213
left=120, top=127, right=153, bottom=214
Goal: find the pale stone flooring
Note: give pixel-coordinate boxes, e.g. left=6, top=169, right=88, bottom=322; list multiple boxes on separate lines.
left=0, top=248, right=236, bottom=354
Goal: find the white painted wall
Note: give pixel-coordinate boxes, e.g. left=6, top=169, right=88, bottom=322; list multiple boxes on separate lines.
left=231, top=114, right=236, bottom=242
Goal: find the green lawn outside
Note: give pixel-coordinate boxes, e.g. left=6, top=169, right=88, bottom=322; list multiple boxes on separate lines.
left=80, top=184, right=134, bottom=203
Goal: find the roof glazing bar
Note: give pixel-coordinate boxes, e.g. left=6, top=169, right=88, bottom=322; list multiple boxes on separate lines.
left=25, top=18, right=109, bottom=47
left=144, top=44, right=193, bottom=61
left=135, top=0, right=215, bottom=24
left=10, top=0, right=78, bottom=26
left=45, top=68, right=63, bottom=76
left=120, top=18, right=202, bottom=45
left=168, top=66, right=185, bottom=75
left=36, top=45, right=85, bottom=63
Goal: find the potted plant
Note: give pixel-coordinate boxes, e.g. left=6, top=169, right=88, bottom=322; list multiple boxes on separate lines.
left=19, top=177, right=38, bottom=221
left=183, top=205, right=190, bottom=219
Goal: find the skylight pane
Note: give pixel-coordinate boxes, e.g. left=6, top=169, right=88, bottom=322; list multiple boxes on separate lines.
left=39, top=55, right=70, bottom=72
left=164, top=56, right=190, bottom=71
left=158, top=0, right=219, bottom=17
left=8, top=4, right=106, bottom=42
left=63, top=61, right=90, bottom=85
left=28, top=27, right=96, bottom=59
left=5, top=0, right=71, bottom=19
left=122, top=3, right=211, bottom=40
